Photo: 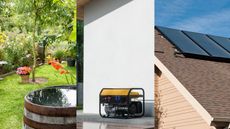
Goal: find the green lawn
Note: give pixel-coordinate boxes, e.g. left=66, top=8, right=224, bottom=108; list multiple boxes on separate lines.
left=0, top=64, right=76, bottom=129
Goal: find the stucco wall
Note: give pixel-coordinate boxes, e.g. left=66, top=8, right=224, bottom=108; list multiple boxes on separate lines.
left=84, top=0, right=154, bottom=116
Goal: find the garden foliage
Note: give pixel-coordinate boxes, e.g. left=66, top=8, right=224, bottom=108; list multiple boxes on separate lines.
left=0, top=0, right=76, bottom=76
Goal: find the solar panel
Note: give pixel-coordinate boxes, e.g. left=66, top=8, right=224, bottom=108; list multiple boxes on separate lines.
left=156, top=26, right=208, bottom=56
left=183, top=31, right=230, bottom=59
left=208, top=35, right=230, bottom=53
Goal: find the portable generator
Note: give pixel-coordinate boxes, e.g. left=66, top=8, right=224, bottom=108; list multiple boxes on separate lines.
left=99, top=88, right=145, bottom=118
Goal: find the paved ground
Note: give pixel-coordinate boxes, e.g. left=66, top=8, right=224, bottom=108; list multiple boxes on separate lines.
left=77, top=122, right=154, bottom=129
left=77, top=110, right=154, bottom=129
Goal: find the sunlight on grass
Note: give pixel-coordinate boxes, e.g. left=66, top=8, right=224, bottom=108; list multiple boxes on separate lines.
left=0, top=64, right=76, bottom=129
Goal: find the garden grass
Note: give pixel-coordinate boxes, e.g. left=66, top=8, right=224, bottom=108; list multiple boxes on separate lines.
left=0, top=64, right=76, bottom=129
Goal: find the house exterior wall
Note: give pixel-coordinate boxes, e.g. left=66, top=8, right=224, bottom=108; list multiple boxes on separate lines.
left=155, top=71, right=215, bottom=129
left=83, top=0, right=154, bottom=116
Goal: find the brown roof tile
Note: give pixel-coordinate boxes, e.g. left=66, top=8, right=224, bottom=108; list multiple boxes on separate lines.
left=155, top=29, right=230, bottom=121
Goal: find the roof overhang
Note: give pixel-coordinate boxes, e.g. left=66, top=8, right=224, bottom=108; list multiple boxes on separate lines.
left=155, top=55, right=230, bottom=128
left=77, top=0, right=91, bottom=20
left=154, top=56, right=213, bottom=125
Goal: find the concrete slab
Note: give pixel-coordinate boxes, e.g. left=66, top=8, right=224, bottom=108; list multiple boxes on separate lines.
left=77, top=122, right=154, bottom=129
left=77, top=110, right=154, bottom=129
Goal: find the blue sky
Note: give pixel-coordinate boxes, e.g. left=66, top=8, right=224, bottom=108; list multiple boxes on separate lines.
left=155, top=0, right=230, bottom=37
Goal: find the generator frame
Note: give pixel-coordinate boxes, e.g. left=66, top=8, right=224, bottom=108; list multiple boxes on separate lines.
left=99, top=88, right=145, bottom=118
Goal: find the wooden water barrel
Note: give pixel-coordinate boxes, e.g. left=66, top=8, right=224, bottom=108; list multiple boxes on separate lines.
left=23, top=86, right=76, bottom=129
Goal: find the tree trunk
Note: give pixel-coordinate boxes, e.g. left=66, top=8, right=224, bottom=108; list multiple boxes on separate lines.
left=32, top=7, right=38, bottom=82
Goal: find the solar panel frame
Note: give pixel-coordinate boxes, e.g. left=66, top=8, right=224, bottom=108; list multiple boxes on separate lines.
left=207, top=35, right=230, bottom=53
left=156, top=26, right=209, bottom=56
left=183, top=31, right=230, bottom=59
left=155, top=26, right=230, bottom=62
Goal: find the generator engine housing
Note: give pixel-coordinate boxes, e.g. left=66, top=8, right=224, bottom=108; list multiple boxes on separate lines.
left=99, top=88, right=145, bottom=118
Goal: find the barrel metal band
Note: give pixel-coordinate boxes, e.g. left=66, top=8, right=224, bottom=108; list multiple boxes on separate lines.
left=24, top=108, right=76, bottom=124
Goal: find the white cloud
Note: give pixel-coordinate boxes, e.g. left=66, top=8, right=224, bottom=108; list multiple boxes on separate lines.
left=172, top=9, right=230, bottom=36
left=156, top=0, right=192, bottom=24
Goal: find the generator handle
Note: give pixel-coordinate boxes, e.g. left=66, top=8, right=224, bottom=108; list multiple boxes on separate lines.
left=127, top=88, right=145, bottom=117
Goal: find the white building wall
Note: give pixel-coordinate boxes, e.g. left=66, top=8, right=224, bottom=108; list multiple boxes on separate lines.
left=84, top=0, right=154, bottom=116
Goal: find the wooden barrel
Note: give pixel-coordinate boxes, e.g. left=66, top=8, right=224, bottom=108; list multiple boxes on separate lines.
left=23, top=86, right=76, bottom=129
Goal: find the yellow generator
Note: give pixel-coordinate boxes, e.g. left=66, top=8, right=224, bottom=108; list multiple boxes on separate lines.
left=99, top=88, right=145, bottom=118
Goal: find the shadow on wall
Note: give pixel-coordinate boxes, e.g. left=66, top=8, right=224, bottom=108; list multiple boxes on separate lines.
left=84, top=0, right=133, bottom=25
left=145, top=101, right=154, bottom=117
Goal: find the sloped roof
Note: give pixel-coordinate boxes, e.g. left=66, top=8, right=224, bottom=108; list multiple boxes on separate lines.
left=155, top=28, right=230, bottom=122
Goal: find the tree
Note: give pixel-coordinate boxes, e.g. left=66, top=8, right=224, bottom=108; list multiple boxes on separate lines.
left=15, top=0, right=75, bottom=82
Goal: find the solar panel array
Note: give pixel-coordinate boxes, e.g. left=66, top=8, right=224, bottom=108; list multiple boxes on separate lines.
left=156, top=26, right=230, bottom=62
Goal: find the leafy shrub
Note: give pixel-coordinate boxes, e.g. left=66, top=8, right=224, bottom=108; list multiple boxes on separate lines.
left=47, top=41, right=68, bottom=54
left=0, top=49, right=4, bottom=60
left=2, top=63, right=13, bottom=73
left=0, top=32, right=6, bottom=60
left=2, top=31, right=33, bottom=71
left=0, top=32, right=6, bottom=45
left=54, top=49, right=65, bottom=61
left=66, top=42, right=76, bottom=58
